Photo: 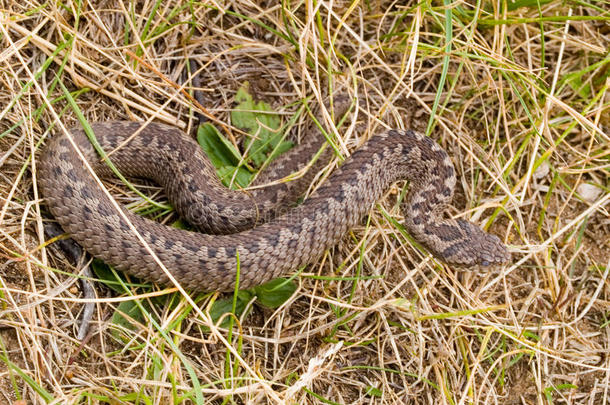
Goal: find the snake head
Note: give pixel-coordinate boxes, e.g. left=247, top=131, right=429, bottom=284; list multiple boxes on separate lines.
left=440, top=220, right=511, bottom=267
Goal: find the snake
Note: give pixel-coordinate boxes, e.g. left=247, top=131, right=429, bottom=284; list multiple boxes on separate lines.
left=38, top=98, right=510, bottom=291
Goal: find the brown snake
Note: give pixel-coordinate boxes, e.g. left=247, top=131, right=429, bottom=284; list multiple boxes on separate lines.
left=39, top=100, right=510, bottom=291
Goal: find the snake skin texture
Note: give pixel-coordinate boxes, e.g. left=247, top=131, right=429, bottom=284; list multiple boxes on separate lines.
left=38, top=105, right=510, bottom=291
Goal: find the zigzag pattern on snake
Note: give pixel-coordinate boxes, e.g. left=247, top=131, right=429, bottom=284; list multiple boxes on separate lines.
left=38, top=101, right=510, bottom=291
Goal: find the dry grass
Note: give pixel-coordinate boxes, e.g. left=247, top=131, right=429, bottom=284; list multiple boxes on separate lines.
left=0, top=0, right=609, bottom=404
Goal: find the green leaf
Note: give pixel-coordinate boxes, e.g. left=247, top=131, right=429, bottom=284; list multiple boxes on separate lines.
left=171, top=218, right=190, bottom=230
left=196, top=123, right=253, bottom=188
left=270, top=140, right=294, bottom=160
left=563, top=72, right=590, bottom=98
left=200, top=278, right=297, bottom=333
left=118, top=393, right=153, bottom=405
left=559, top=56, right=609, bottom=98
left=231, top=82, right=292, bottom=166
left=111, top=300, right=146, bottom=339
left=193, top=83, right=300, bottom=301
left=206, top=290, right=254, bottom=330
left=196, top=123, right=242, bottom=167
left=555, top=383, right=578, bottom=390
left=544, top=383, right=578, bottom=400
left=365, top=386, right=383, bottom=397
left=217, top=165, right=253, bottom=188
left=196, top=82, right=293, bottom=190
left=91, top=259, right=130, bottom=294
left=252, top=278, right=297, bottom=308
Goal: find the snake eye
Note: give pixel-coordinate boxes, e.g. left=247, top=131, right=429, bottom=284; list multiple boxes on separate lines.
left=481, top=260, right=490, bottom=266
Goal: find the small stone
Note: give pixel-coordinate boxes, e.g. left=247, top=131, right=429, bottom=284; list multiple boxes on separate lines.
left=577, top=183, right=602, bottom=203
left=534, top=161, right=550, bottom=179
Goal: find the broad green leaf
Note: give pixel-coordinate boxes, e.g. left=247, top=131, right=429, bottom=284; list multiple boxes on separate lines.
left=91, top=259, right=129, bottom=294
left=206, top=290, right=253, bottom=329
left=231, top=82, right=292, bottom=166
left=197, top=123, right=253, bottom=188
left=171, top=218, right=190, bottom=230
left=269, top=140, right=294, bottom=160
left=193, top=84, right=301, bottom=309
left=111, top=300, right=145, bottom=339
left=196, top=123, right=242, bottom=167
left=200, top=278, right=297, bottom=334
left=217, top=165, right=253, bottom=188
left=253, top=277, right=297, bottom=308
left=197, top=82, right=293, bottom=190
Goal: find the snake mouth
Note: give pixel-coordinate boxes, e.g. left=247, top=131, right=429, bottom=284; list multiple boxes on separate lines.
left=479, top=252, right=511, bottom=267
left=440, top=220, right=511, bottom=268
left=466, top=239, right=511, bottom=268
left=425, top=238, right=510, bottom=268
left=480, top=235, right=512, bottom=266
left=444, top=249, right=510, bottom=269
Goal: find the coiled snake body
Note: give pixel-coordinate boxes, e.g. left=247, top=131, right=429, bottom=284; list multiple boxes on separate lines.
left=39, top=104, right=510, bottom=291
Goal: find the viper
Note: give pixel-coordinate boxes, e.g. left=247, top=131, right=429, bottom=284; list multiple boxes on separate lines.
left=39, top=99, right=510, bottom=291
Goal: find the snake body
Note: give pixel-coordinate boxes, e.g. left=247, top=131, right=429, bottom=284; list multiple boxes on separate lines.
left=39, top=107, right=510, bottom=291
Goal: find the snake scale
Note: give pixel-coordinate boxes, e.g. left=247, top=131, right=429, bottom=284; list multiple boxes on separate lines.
left=39, top=99, right=510, bottom=291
